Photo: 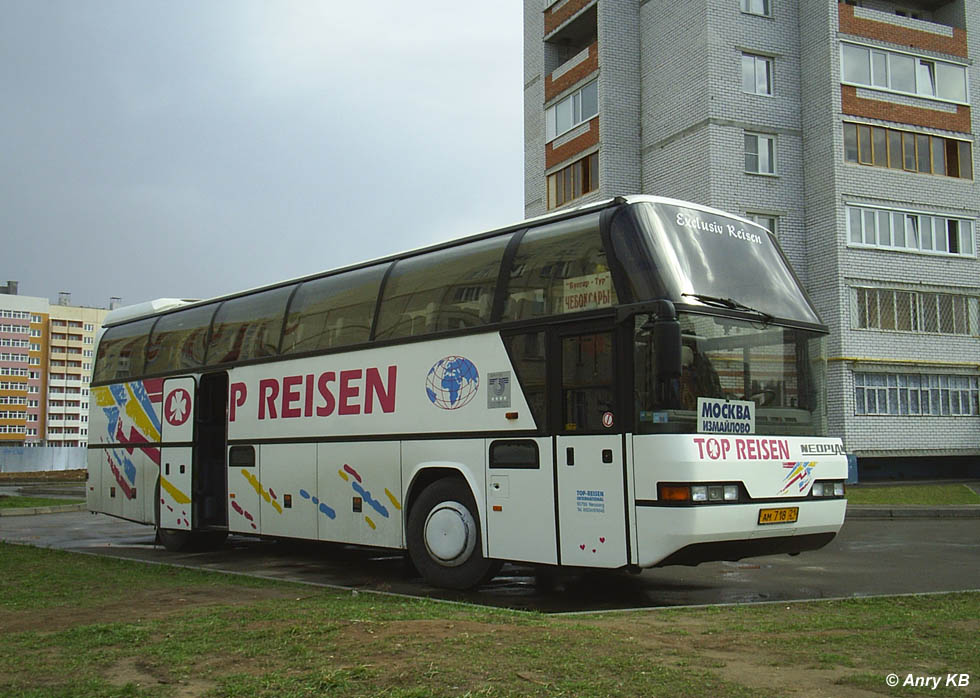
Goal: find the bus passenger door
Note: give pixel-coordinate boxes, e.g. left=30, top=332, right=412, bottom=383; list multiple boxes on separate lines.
left=159, top=377, right=195, bottom=530
left=553, top=328, right=628, bottom=568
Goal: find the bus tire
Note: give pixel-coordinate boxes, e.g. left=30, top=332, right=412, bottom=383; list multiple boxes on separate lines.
left=407, top=478, right=501, bottom=590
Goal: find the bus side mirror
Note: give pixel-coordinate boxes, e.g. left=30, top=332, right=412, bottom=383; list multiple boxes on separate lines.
left=653, top=317, right=682, bottom=382
left=643, top=300, right=681, bottom=408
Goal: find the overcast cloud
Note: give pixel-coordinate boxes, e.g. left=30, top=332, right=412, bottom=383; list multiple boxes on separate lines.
left=1, top=1, right=524, bottom=309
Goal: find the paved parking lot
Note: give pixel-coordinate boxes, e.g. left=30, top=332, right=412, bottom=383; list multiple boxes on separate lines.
left=2, top=509, right=977, bottom=612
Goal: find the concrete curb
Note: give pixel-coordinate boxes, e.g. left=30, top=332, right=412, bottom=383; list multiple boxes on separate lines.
left=0, top=504, right=86, bottom=517
left=846, top=506, right=980, bottom=520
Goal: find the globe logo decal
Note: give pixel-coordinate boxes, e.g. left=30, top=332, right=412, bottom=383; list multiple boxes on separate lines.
left=425, top=356, right=479, bottom=410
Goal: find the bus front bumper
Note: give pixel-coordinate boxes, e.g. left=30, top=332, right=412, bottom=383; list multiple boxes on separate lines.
left=634, top=498, right=846, bottom=568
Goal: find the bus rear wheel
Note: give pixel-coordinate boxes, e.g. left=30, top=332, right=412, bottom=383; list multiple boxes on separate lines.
left=407, top=478, right=501, bottom=590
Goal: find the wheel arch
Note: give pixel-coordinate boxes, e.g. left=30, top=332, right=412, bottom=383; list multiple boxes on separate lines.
left=404, top=462, right=486, bottom=556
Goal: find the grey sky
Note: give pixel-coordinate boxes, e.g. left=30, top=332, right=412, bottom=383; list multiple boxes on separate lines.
left=1, top=1, right=524, bottom=309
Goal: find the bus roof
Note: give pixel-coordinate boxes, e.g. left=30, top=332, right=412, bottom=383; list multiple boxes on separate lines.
left=102, top=195, right=778, bottom=330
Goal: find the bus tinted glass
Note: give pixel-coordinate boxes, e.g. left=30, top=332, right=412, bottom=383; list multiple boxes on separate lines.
left=501, top=212, right=616, bottom=322
left=144, top=303, right=218, bottom=374
left=617, top=202, right=822, bottom=325
left=375, top=236, right=511, bottom=340
left=281, top=265, right=387, bottom=354
left=93, top=317, right=158, bottom=382
left=207, top=285, right=293, bottom=364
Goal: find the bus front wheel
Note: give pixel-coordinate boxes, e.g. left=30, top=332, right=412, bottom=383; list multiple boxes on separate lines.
left=407, top=478, right=501, bottom=590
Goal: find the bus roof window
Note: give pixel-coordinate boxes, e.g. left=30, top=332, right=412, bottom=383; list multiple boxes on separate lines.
left=93, top=316, right=158, bottom=382
left=144, top=303, right=218, bottom=375
left=206, top=285, right=294, bottom=365
left=281, top=264, right=387, bottom=355
left=374, top=235, right=510, bottom=341
left=501, top=212, right=616, bottom=322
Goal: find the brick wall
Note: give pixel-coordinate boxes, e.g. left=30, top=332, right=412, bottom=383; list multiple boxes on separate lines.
left=838, top=3, right=968, bottom=58
left=545, top=116, right=598, bottom=169
left=841, top=85, right=972, bottom=133
left=545, top=41, right=598, bottom=102
left=544, top=0, right=594, bottom=36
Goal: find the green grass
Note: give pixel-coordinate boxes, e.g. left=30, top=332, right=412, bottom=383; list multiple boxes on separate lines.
left=0, top=495, right=84, bottom=509
left=0, top=542, right=977, bottom=697
left=846, top=483, right=980, bottom=506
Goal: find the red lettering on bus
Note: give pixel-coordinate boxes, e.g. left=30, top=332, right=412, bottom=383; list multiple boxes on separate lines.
left=365, top=366, right=397, bottom=414
left=338, top=369, right=362, bottom=415
left=258, top=379, right=279, bottom=420
left=304, top=374, right=314, bottom=417
left=281, top=375, right=303, bottom=418
left=229, top=382, right=247, bottom=422
left=317, top=372, right=336, bottom=416
left=735, top=439, right=746, bottom=459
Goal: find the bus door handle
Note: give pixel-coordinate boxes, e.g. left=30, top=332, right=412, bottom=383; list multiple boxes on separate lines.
left=566, top=447, right=574, bottom=466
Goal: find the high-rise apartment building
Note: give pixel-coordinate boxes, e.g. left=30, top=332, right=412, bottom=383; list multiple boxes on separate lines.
left=0, top=289, right=108, bottom=447
left=525, top=0, right=979, bottom=473
left=0, top=294, right=47, bottom=446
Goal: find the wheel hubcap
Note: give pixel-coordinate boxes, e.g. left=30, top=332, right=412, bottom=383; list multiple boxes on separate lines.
left=423, top=501, right=476, bottom=567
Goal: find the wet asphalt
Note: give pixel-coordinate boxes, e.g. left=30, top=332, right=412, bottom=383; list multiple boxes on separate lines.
left=1, top=480, right=977, bottom=612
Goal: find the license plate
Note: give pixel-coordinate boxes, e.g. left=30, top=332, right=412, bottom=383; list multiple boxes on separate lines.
left=758, top=507, right=799, bottom=525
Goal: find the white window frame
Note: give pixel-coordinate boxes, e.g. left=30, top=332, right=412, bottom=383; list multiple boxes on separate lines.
left=740, top=0, right=771, bottom=17
left=744, top=132, right=777, bottom=175
left=840, top=41, right=968, bottom=104
left=855, top=372, right=979, bottom=416
left=741, top=53, right=774, bottom=96
left=846, top=204, right=975, bottom=258
left=545, top=80, right=599, bottom=143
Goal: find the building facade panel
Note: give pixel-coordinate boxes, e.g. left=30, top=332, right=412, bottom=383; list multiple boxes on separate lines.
left=526, top=0, right=979, bottom=470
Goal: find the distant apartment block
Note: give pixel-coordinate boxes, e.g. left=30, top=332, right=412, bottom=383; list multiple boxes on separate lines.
left=0, top=288, right=108, bottom=447
left=524, top=0, right=979, bottom=472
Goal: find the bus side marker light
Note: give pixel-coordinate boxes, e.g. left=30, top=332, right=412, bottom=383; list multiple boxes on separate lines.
left=505, top=412, right=518, bottom=420
left=492, top=505, right=503, bottom=512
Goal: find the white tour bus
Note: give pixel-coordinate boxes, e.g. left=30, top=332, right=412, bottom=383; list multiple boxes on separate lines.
left=87, top=195, right=847, bottom=590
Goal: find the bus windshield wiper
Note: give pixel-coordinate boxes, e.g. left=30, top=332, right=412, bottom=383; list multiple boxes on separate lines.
left=681, top=293, right=773, bottom=323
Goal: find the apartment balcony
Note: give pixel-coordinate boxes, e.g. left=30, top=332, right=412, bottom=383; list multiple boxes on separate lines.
left=544, top=0, right=595, bottom=38
left=545, top=41, right=598, bottom=103
left=838, top=3, right=967, bottom=59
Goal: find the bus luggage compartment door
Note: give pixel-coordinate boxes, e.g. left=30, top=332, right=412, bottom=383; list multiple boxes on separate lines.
left=159, top=377, right=196, bottom=530
left=556, top=435, right=626, bottom=568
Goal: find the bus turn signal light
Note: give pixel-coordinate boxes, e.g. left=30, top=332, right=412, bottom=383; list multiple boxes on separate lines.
left=659, top=485, right=691, bottom=502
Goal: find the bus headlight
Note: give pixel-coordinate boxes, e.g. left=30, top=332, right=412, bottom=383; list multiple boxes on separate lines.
left=811, top=481, right=846, bottom=498
left=659, top=483, right=742, bottom=504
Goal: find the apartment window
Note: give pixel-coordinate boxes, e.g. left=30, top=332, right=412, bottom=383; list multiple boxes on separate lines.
left=545, top=80, right=598, bottom=142
left=547, top=152, right=599, bottom=210
left=745, top=133, right=776, bottom=174
left=841, top=42, right=967, bottom=103
left=741, top=53, right=773, bottom=95
left=740, top=0, right=770, bottom=16
left=854, top=287, right=974, bottom=335
left=855, top=373, right=978, bottom=416
left=847, top=205, right=974, bottom=257
left=747, top=213, right=778, bottom=237
left=843, top=123, right=972, bottom=179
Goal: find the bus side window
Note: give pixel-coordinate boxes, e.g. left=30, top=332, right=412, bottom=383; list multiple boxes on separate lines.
left=502, top=331, right=546, bottom=430
left=93, top=317, right=158, bottom=382
left=144, top=303, right=218, bottom=375
left=228, top=445, right=255, bottom=468
left=501, top=212, right=616, bottom=322
left=374, top=235, right=510, bottom=341
left=281, top=264, right=387, bottom=355
left=489, top=440, right=539, bottom=469
left=206, top=285, right=294, bottom=365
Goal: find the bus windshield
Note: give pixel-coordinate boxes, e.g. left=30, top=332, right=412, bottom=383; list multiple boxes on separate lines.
left=613, top=201, right=822, bottom=326
left=634, top=311, right=828, bottom=436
